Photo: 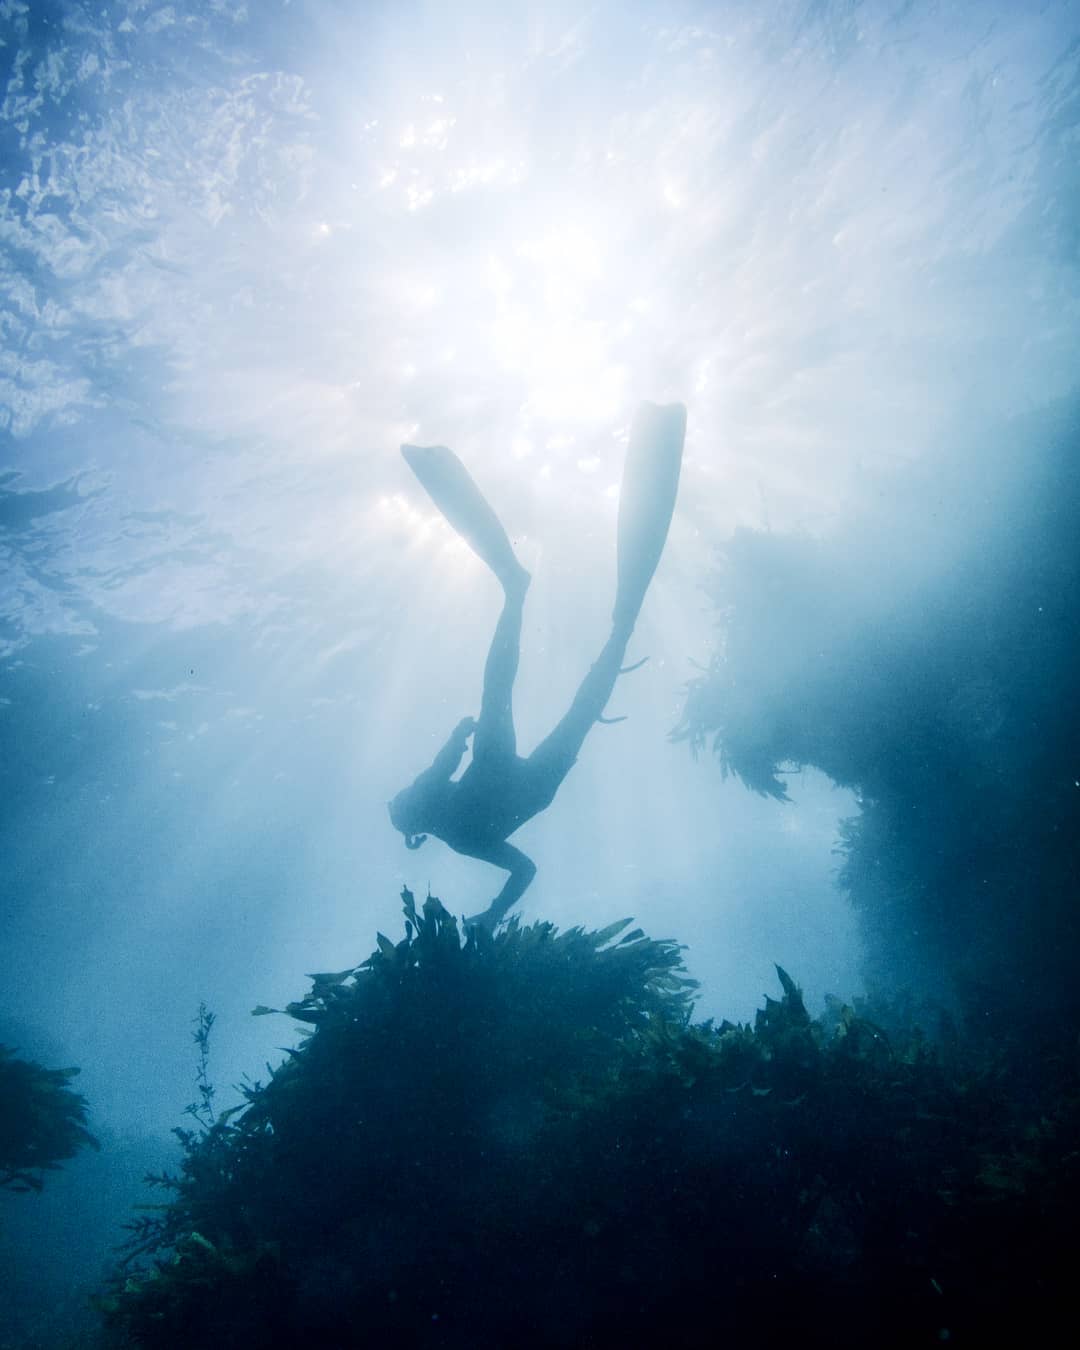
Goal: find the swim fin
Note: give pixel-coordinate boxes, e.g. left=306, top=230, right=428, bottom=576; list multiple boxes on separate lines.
left=612, top=401, right=686, bottom=633
left=401, top=443, right=527, bottom=591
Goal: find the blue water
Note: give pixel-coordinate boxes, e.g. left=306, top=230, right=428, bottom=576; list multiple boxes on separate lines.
left=1, top=1, right=1078, bottom=1342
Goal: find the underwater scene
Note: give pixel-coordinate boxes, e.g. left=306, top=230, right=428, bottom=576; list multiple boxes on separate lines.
left=2, top=1, right=1078, bottom=1346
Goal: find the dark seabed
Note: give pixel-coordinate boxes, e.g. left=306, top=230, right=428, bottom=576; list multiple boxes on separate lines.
left=2, top=2, right=1078, bottom=1346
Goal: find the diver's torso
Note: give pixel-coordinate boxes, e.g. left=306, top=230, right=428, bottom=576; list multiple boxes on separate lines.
left=437, top=754, right=558, bottom=847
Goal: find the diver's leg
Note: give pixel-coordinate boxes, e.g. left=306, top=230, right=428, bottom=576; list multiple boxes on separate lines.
left=461, top=841, right=538, bottom=930
left=520, top=401, right=686, bottom=799
left=473, top=578, right=528, bottom=763
left=525, top=626, right=632, bottom=791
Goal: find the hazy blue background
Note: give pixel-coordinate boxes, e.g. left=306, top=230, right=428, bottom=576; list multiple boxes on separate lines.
left=2, top=0, right=1078, bottom=1329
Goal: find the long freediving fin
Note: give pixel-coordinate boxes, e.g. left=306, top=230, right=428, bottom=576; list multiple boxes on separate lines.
left=612, top=401, right=686, bottom=632
left=401, top=443, right=526, bottom=590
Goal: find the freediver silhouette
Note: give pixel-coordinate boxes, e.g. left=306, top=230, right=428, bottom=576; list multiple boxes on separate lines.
left=389, top=400, right=686, bottom=929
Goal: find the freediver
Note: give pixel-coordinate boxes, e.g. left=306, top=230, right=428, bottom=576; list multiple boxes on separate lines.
left=388, top=400, right=686, bottom=930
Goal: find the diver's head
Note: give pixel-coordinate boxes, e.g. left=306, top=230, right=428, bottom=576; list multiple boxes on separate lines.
left=388, top=791, right=428, bottom=849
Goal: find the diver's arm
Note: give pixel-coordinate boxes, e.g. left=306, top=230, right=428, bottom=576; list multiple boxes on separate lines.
left=461, top=841, right=537, bottom=930
left=426, top=716, right=476, bottom=781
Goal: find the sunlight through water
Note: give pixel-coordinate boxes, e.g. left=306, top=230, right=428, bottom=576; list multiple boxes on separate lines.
left=2, top=0, right=1078, bottom=1183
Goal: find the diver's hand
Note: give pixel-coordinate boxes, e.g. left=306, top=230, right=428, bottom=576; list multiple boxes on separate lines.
left=456, top=716, right=477, bottom=739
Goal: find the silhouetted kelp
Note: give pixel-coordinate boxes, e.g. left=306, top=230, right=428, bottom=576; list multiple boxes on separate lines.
left=99, top=890, right=1080, bottom=1349
left=0, top=1044, right=98, bottom=1193
left=675, top=397, right=1080, bottom=1034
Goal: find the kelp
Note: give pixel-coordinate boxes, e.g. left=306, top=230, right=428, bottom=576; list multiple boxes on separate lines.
left=101, top=892, right=1080, bottom=1349
left=255, top=888, right=695, bottom=1030
left=673, top=399, right=1080, bottom=1034
left=0, top=1044, right=98, bottom=1193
